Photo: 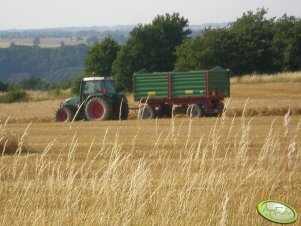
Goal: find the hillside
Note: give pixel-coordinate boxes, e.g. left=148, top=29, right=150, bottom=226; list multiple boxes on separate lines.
left=0, top=44, right=88, bottom=82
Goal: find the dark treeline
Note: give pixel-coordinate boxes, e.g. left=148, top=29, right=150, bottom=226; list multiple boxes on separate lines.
left=0, top=77, right=61, bottom=92
left=176, top=9, right=301, bottom=75
left=0, top=44, right=88, bottom=82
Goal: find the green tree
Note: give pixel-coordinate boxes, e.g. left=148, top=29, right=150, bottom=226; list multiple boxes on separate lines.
left=272, top=15, right=297, bottom=71
left=112, top=13, right=190, bottom=91
left=176, top=8, right=278, bottom=75
left=230, top=8, right=275, bottom=74
left=85, top=37, right=119, bottom=76
left=286, top=19, right=301, bottom=70
left=71, top=75, right=85, bottom=95
left=112, top=44, right=135, bottom=91
left=0, top=82, right=27, bottom=103
left=3, top=89, right=27, bottom=103
left=176, top=28, right=236, bottom=71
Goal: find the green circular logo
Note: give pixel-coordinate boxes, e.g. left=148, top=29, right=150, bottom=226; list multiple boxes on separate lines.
left=257, top=200, right=298, bottom=224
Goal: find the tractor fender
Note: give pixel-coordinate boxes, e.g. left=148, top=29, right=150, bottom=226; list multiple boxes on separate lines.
left=85, top=94, right=109, bottom=102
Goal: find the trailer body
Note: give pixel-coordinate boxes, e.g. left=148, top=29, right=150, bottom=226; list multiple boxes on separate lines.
left=133, top=66, right=230, bottom=118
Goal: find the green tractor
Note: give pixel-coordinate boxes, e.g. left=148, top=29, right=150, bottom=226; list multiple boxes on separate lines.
left=55, top=77, right=129, bottom=122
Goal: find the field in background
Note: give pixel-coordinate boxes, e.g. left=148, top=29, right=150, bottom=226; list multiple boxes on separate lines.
left=0, top=38, right=85, bottom=48
left=231, top=71, right=301, bottom=84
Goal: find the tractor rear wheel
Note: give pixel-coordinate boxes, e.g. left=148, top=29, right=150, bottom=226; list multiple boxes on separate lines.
left=138, top=104, right=156, bottom=120
left=85, top=97, right=112, bottom=121
left=186, top=104, right=204, bottom=118
left=55, top=106, right=74, bottom=122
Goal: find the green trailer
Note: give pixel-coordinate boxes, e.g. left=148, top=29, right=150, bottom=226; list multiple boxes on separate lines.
left=133, top=66, right=230, bottom=119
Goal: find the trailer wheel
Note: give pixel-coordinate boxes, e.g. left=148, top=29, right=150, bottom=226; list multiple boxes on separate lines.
left=85, top=97, right=112, bottom=120
left=186, top=104, right=204, bottom=118
left=138, top=105, right=156, bottom=120
left=55, top=106, right=74, bottom=122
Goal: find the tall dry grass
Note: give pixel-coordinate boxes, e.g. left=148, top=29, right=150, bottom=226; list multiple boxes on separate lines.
left=0, top=109, right=300, bottom=225
left=231, top=71, right=301, bottom=84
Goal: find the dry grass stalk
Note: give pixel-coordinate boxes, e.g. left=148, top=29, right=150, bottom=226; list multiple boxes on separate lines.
left=231, top=71, right=301, bottom=84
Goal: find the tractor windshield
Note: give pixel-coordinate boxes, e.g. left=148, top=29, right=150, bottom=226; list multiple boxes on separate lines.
left=82, top=80, right=116, bottom=95
left=83, top=81, right=99, bottom=95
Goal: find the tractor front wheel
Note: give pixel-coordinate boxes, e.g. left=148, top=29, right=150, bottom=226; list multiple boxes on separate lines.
left=85, top=97, right=112, bottom=121
left=55, top=106, right=74, bottom=122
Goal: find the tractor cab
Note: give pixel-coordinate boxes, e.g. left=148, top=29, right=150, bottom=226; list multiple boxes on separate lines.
left=55, top=76, right=129, bottom=122
left=80, top=77, right=116, bottom=102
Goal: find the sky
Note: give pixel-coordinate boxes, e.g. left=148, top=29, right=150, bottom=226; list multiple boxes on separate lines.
left=1, top=0, right=300, bottom=30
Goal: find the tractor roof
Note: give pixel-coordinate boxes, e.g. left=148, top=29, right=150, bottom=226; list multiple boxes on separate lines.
left=83, top=77, right=113, bottom=81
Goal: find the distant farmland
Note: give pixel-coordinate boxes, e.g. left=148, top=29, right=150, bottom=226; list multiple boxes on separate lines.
left=0, top=37, right=85, bottom=48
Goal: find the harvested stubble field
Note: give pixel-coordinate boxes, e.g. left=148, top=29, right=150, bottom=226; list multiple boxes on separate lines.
left=0, top=72, right=300, bottom=225
left=0, top=114, right=300, bottom=225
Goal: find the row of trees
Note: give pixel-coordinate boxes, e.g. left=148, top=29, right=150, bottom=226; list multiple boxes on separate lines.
left=175, top=9, right=301, bottom=75
left=0, top=76, right=69, bottom=93
left=85, top=9, right=301, bottom=91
